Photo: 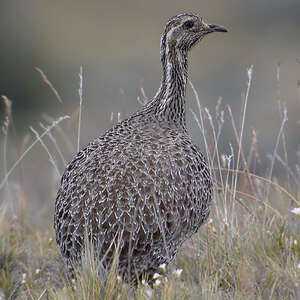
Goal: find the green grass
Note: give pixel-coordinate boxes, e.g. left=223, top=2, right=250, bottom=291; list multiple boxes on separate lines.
left=0, top=66, right=299, bottom=299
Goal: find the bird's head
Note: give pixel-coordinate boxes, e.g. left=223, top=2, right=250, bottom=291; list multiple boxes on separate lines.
left=161, top=13, right=227, bottom=53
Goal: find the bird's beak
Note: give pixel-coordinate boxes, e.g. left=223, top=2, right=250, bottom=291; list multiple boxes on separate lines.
left=207, top=24, right=228, bottom=33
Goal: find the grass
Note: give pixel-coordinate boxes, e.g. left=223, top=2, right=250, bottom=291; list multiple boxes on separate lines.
left=0, top=65, right=299, bottom=299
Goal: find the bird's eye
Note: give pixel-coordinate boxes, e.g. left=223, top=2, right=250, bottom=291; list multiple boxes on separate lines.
left=183, top=20, right=194, bottom=29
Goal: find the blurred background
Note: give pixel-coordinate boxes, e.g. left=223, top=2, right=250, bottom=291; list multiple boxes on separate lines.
left=1, top=0, right=300, bottom=210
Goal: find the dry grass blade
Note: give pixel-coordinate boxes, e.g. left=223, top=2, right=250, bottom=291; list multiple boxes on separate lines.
left=39, top=122, right=67, bottom=167
left=276, top=63, right=290, bottom=188
left=2, top=117, right=10, bottom=180
left=140, top=87, right=148, bottom=104
left=35, top=67, right=63, bottom=104
left=236, top=189, right=282, bottom=217
left=77, top=66, right=84, bottom=152
left=227, top=104, right=257, bottom=197
left=189, top=80, right=215, bottom=183
left=233, top=65, right=253, bottom=202
left=267, top=104, right=288, bottom=198
left=2, top=96, right=17, bottom=138
left=2, top=95, right=12, bottom=118
left=0, top=115, right=69, bottom=191
left=215, top=167, right=300, bottom=206
left=29, top=126, right=60, bottom=177
left=42, top=113, right=76, bottom=155
left=213, top=177, right=254, bottom=217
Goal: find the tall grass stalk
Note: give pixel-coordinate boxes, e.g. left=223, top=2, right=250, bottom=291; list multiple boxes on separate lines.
left=29, top=126, right=60, bottom=177
left=39, top=122, right=67, bottom=168
left=35, top=67, right=63, bottom=104
left=2, top=117, right=10, bottom=193
left=204, top=107, right=225, bottom=190
left=267, top=105, right=288, bottom=198
left=232, top=65, right=253, bottom=202
left=276, top=63, right=290, bottom=188
left=189, top=80, right=212, bottom=170
left=0, top=115, right=69, bottom=192
left=42, top=113, right=76, bottom=155
left=189, top=80, right=227, bottom=210
left=227, top=104, right=257, bottom=198
left=77, top=66, right=84, bottom=152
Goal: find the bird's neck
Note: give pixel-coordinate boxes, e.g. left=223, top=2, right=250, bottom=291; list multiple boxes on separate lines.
left=154, top=44, right=188, bottom=128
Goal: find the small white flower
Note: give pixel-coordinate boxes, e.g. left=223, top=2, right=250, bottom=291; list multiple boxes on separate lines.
left=35, top=269, right=40, bottom=275
left=141, top=279, right=147, bottom=286
left=173, top=268, right=183, bottom=278
left=291, top=207, right=300, bottom=216
left=297, top=263, right=300, bottom=269
left=153, top=279, right=161, bottom=287
left=21, top=273, right=27, bottom=284
left=159, top=263, right=166, bottom=270
left=153, top=273, right=161, bottom=279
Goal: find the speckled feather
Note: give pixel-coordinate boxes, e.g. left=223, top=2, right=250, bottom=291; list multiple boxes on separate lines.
left=55, top=13, right=226, bottom=282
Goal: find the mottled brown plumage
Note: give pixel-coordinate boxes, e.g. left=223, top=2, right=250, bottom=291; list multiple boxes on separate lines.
left=54, top=13, right=227, bottom=282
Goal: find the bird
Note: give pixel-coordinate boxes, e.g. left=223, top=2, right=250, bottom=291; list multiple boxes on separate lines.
left=54, top=13, right=227, bottom=283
